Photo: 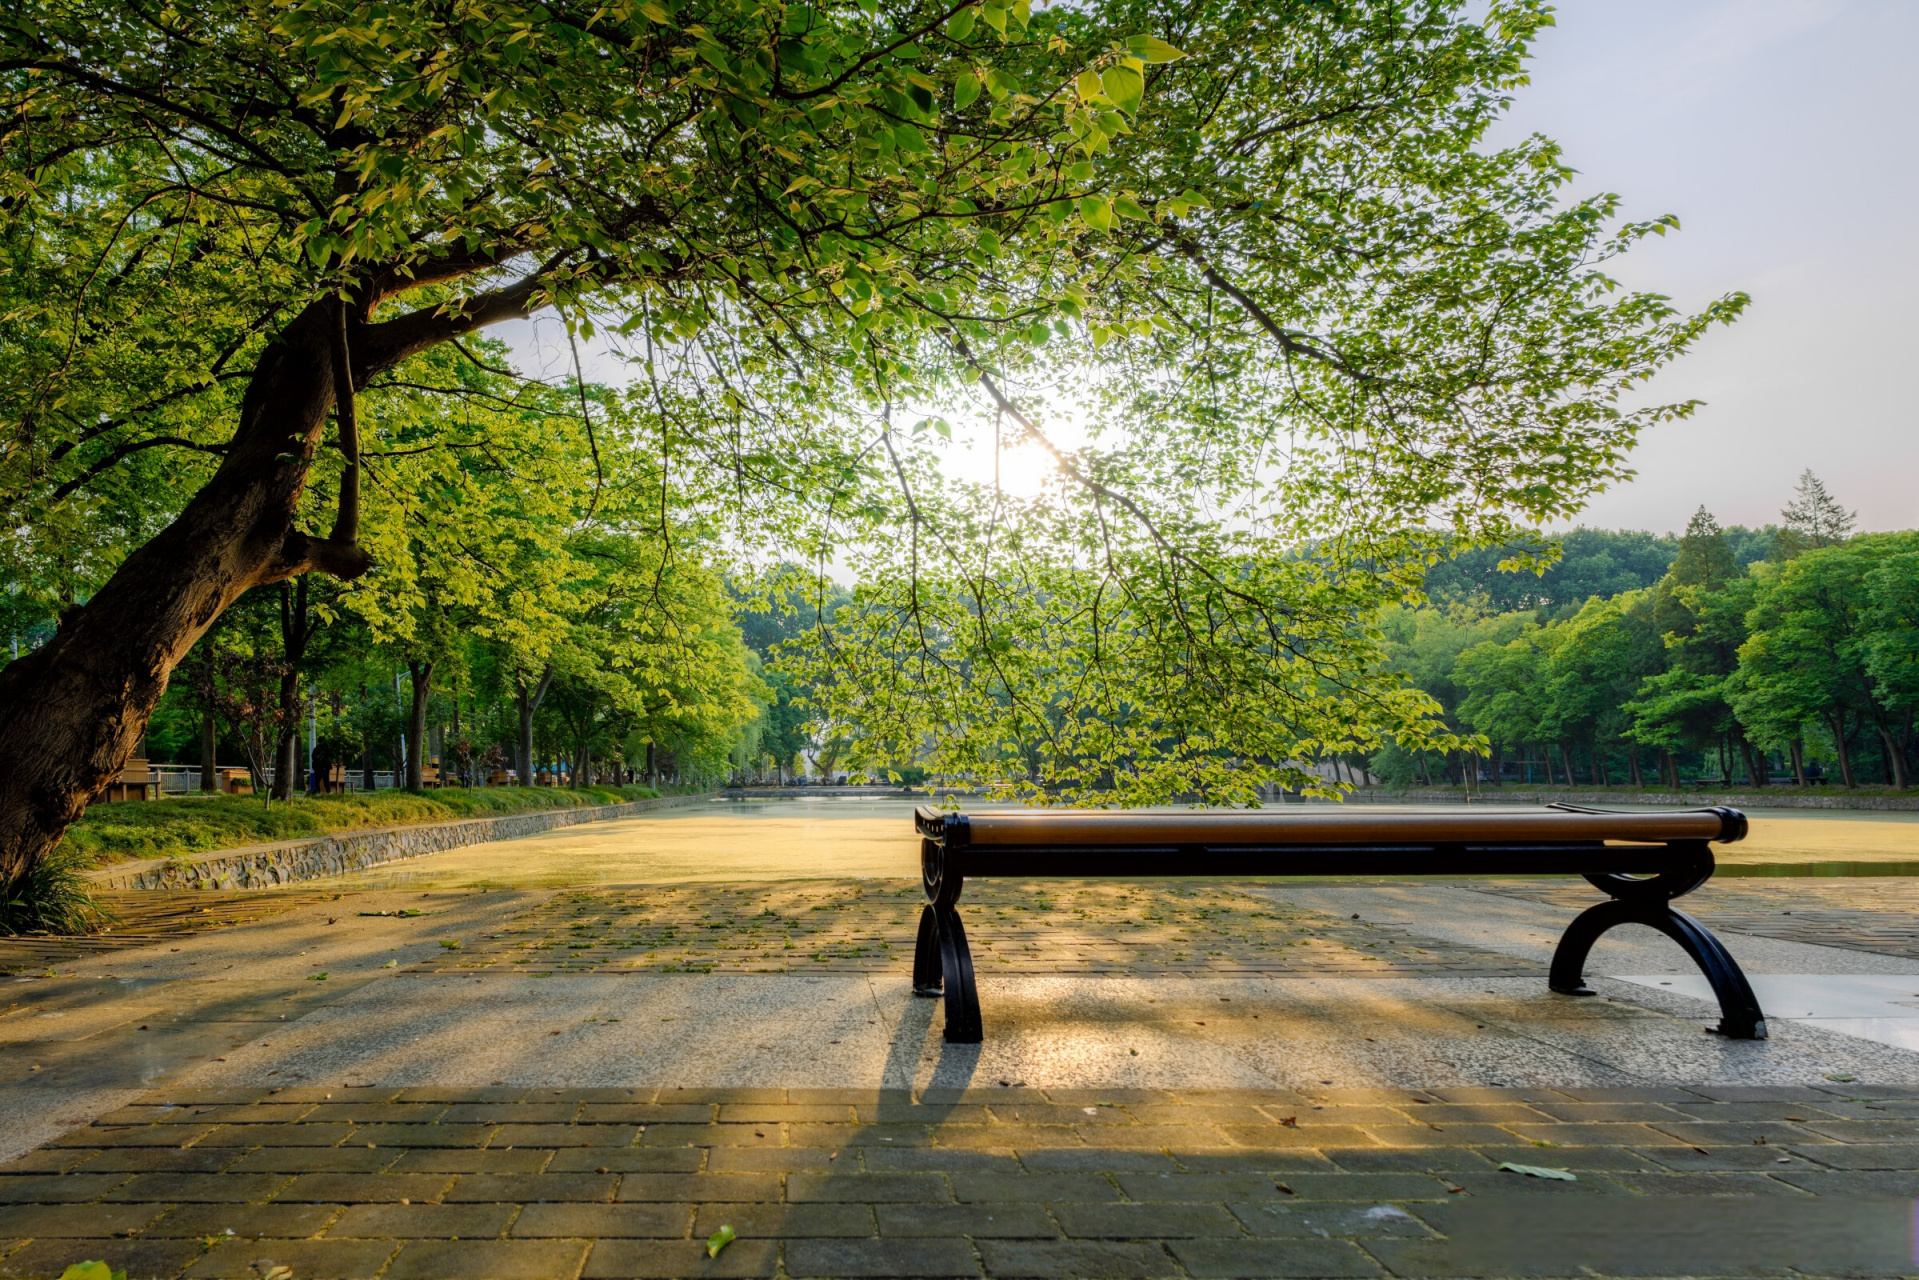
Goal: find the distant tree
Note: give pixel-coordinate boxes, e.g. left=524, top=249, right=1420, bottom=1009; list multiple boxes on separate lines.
left=1424, top=529, right=1677, bottom=611
left=1864, top=550, right=1919, bottom=732
left=1776, top=471, right=1857, bottom=560
left=1733, top=545, right=1893, bottom=787
left=1453, top=632, right=1551, bottom=784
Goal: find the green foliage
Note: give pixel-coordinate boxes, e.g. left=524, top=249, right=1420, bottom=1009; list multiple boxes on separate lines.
left=60, top=786, right=657, bottom=865
left=1426, top=529, right=1679, bottom=612
left=0, top=841, right=114, bottom=935
left=58, top=1263, right=128, bottom=1280
left=1399, top=503, right=1919, bottom=791
left=0, top=0, right=1747, bottom=807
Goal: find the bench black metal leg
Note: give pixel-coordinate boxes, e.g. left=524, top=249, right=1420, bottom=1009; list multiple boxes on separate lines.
left=935, top=906, right=983, bottom=1043
left=1550, top=898, right=1768, bottom=1040
left=912, top=905, right=943, bottom=997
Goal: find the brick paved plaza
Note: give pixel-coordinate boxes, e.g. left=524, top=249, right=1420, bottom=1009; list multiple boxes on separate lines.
left=7, top=840, right=1919, bottom=1276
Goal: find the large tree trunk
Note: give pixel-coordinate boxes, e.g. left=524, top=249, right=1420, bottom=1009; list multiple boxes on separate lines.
left=1627, top=748, right=1643, bottom=789
left=1789, top=738, right=1806, bottom=786
left=405, top=660, right=434, bottom=791
left=0, top=300, right=373, bottom=884
left=514, top=666, right=554, bottom=785
left=1558, top=743, right=1576, bottom=788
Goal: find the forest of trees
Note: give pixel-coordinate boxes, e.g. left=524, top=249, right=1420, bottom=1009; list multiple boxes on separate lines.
left=0, top=332, right=840, bottom=798
left=1375, top=473, right=1916, bottom=791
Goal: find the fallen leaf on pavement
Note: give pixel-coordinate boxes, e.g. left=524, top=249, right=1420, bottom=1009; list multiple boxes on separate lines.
left=1498, top=1162, right=1576, bottom=1181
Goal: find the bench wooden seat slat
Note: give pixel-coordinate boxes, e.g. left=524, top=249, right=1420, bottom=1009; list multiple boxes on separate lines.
left=928, top=806, right=1741, bottom=848
left=911, top=803, right=1765, bottom=1046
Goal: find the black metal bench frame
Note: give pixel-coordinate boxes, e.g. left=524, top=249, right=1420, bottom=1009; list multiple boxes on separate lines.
left=911, top=804, right=1767, bottom=1044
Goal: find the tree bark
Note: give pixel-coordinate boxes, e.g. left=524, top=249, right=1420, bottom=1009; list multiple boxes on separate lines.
left=1627, top=747, right=1643, bottom=789
left=1875, top=720, right=1908, bottom=789
left=272, top=578, right=312, bottom=801
left=1789, top=738, right=1806, bottom=786
left=1558, top=743, right=1576, bottom=788
left=1590, top=738, right=1606, bottom=788
left=514, top=665, right=554, bottom=785
left=200, top=706, right=219, bottom=793
left=1828, top=709, right=1856, bottom=787
left=405, top=660, right=434, bottom=791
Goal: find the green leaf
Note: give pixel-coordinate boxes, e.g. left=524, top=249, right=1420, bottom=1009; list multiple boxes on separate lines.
left=1075, top=70, right=1104, bottom=103
left=979, top=4, right=1006, bottom=34
left=706, top=1224, right=736, bottom=1258
left=1078, top=196, right=1113, bottom=232
left=954, top=72, right=980, bottom=108
left=1498, top=1162, right=1577, bottom=1181
left=893, top=124, right=930, bottom=153
left=1112, top=194, right=1148, bottom=221
left=60, top=1264, right=125, bottom=1280
left=945, top=7, right=975, bottom=41
left=1127, top=34, right=1186, bottom=63
left=308, top=971, right=328, bottom=980
left=1100, top=64, right=1143, bottom=115
left=440, top=938, right=461, bottom=949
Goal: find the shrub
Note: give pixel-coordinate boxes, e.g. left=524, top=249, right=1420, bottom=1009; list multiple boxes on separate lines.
left=0, top=843, right=116, bottom=936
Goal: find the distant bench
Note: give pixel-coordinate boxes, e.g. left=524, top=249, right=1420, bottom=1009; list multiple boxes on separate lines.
left=910, top=804, right=1763, bottom=1044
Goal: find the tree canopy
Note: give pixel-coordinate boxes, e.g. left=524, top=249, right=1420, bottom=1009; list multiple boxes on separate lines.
left=0, top=0, right=1745, bottom=876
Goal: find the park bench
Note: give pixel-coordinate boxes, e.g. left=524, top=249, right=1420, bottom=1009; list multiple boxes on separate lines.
left=910, top=804, right=1763, bottom=1045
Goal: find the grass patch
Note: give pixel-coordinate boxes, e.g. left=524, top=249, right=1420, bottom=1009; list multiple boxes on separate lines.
left=63, top=784, right=664, bottom=865
left=1, top=843, right=116, bottom=935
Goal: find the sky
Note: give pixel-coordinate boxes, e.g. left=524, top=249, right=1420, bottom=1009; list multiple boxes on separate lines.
left=1492, top=0, right=1919, bottom=535
left=507, top=0, right=1919, bottom=538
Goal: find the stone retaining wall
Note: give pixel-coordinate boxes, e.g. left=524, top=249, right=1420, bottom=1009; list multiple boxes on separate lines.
left=1338, top=788, right=1919, bottom=812
left=87, top=794, right=711, bottom=891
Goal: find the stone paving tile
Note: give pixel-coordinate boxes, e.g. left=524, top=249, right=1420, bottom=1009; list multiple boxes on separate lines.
left=1787, top=1142, right=1919, bottom=1170
left=274, top=1172, right=452, bottom=1203
left=583, top=1238, right=778, bottom=1278
left=691, top=1203, right=871, bottom=1238
left=328, top=1202, right=516, bottom=1238
left=2, top=1237, right=206, bottom=1280
left=7, top=1087, right=1919, bottom=1278
left=876, top=1204, right=1056, bottom=1238
left=1169, top=1237, right=1387, bottom=1278
left=511, top=1201, right=693, bottom=1237
left=183, top=1238, right=398, bottom=1279
left=974, top=1239, right=1168, bottom=1279
left=0, top=1175, right=128, bottom=1203
left=145, top=1202, right=342, bottom=1238
left=1228, top=1202, right=1433, bottom=1238
left=441, top=1172, right=616, bottom=1203
left=385, top=1238, right=591, bottom=1279
left=225, top=1147, right=389, bottom=1174
left=1049, top=1201, right=1237, bottom=1238
left=0, top=1204, right=167, bottom=1237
